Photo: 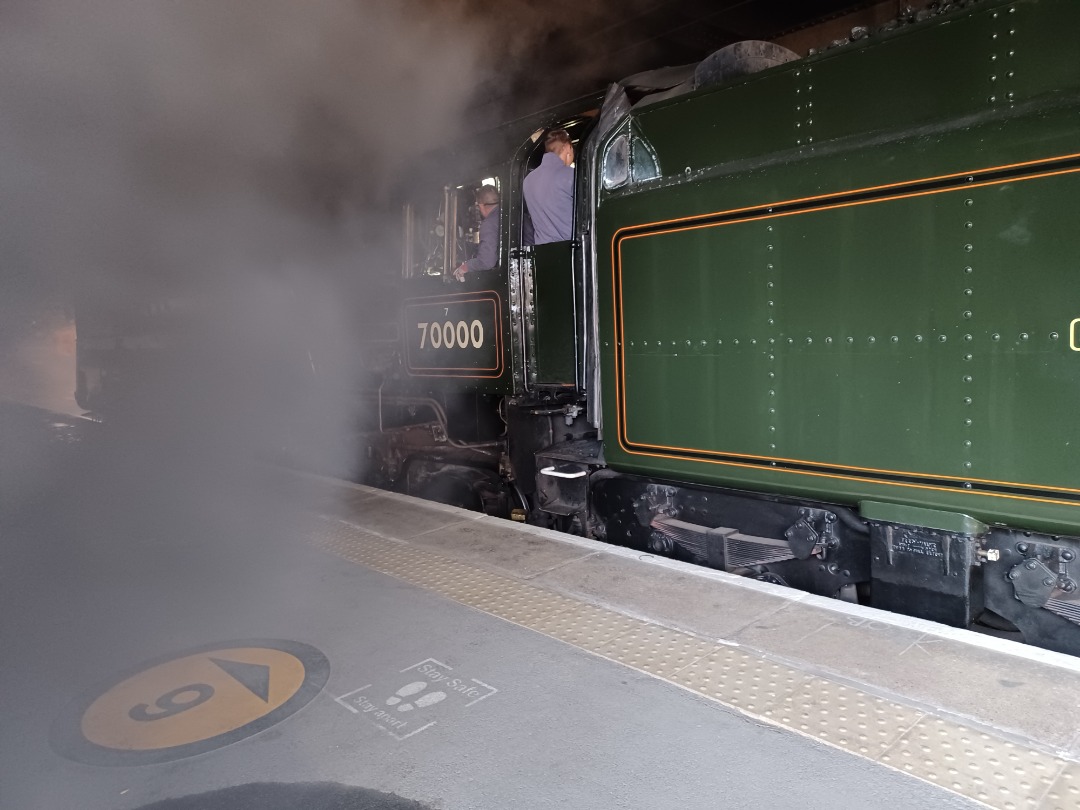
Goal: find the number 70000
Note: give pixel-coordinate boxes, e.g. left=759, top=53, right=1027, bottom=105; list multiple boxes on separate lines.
left=417, top=320, right=485, bottom=349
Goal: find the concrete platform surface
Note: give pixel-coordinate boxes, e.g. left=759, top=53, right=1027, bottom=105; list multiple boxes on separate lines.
left=307, top=476, right=1080, bottom=810
left=2, top=454, right=1075, bottom=809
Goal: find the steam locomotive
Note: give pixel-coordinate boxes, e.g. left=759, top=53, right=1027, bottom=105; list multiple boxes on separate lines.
left=79, top=0, right=1080, bottom=655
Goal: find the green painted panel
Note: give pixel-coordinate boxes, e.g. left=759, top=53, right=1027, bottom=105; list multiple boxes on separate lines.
left=619, top=226, right=771, bottom=455
left=800, top=10, right=997, bottom=146
left=611, top=167, right=1080, bottom=492
left=765, top=192, right=974, bottom=476
left=618, top=193, right=982, bottom=477
left=1005, top=0, right=1080, bottom=103
left=623, top=353, right=773, bottom=455
left=532, top=241, right=577, bottom=385
left=627, top=0, right=1080, bottom=215
left=634, top=69, right=798, bottom=176
left=623, top=105, right=1080, bottom=233
left=960, top=172, right=1080, bottom=486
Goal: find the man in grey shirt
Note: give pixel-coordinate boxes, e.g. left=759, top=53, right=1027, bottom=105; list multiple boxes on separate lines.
left=454, top=185, right=500, bottom=281
left=523, top=129, right=574, bottom=245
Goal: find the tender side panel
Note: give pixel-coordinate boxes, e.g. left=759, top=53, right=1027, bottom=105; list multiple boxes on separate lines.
left=614, top=166, right=1080, bottom=479
left=596, top=0, right=1080, bottom=534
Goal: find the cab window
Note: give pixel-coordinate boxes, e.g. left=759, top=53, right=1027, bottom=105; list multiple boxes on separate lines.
left=402, top=176, right=501, bottom=278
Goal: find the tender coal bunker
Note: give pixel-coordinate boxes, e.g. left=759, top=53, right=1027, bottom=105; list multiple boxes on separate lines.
left=129, top=782, right=433, bottom=810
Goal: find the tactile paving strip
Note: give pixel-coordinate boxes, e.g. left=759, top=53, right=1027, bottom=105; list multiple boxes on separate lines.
left=597, top=624, right=719, bottom=679
left=764, top=677, right=924, bottom=758
left=880, top=717, right=1064, bottom=809
left=1043, top=761, right=1080, bottom=810
left=672, top=646, right=808, bottom=715
left=311, top=514, right=1077, bottom=809
left=525, top=602, right=646, bottom=649
left=454, top=581, right=579, bottom=623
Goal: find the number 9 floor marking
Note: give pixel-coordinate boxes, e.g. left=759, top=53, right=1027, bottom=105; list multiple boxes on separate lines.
left=50, top=639, right=329, bottom=765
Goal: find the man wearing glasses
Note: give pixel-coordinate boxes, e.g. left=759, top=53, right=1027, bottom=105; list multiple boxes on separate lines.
left=453, top=185, right=500, bottom=281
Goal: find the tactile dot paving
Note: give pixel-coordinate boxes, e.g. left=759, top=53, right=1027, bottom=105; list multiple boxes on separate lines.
left=395, top=558, right=478, bottom=588
left=314, top=518, right=482, bottom=588
left=419, top=565, right=511, bottom=600
left=442, top=577, right=525, bottom=604
left=879, top=717, right=1062, bottom=808
left=1043, top=760, right=1080, bottom=810
left=596, top=624, right=718, bottom=678
left=314, top=518, right=578, bottom=626
left=526, top=603, right=648, bottom=651
left=671, top=646, right=807, bottom=715
left=764, top=677, right=924, bottom=757
left=458, top=585, right=578, bottom=625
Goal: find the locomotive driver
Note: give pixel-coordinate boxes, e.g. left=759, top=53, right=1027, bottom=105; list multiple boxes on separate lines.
left=453, top=185, right=500, bottom=281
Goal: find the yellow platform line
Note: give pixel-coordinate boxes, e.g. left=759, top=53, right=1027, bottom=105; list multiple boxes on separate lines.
left=311, top=516, right=1074, bottom=809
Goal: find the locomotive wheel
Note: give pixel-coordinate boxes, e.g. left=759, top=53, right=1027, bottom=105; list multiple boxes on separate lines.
left=974, top=609, right=1021, bottom=634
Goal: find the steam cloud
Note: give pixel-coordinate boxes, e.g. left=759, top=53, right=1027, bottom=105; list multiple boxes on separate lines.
left=0, top=5, right=662, bottom=806
left=0, top=0, right=525, bottom=636
left=2, top=0, right=489, bottom=325
left=1, top=0, right=508, bottom=473
left=0, top=0, right=677, bottom=580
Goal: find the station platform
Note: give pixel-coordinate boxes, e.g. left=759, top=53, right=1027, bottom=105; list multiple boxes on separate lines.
left=4, top=454, right=1080, bottom=809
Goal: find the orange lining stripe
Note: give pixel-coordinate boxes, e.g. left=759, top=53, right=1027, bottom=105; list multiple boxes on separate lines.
left=623, top=447, right=1080, bottom=510
left=616, top=165, right=1080, bottom=246
left=611, top=149, right=1080, bottom=237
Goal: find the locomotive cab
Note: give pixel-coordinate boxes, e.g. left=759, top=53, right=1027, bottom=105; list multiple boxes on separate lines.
left=365, top=104, right=603, bottom=524
left=402, top=176, right=505, bottom=281
left=513, top=117, right=595, bottom=391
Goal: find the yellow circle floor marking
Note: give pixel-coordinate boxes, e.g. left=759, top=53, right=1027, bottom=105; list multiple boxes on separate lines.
left=51, top=640, right=328, bottom=765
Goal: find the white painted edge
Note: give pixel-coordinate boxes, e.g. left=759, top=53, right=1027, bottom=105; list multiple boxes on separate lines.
left=296, top=470, right=484, bottom=521
left=301, top=471, right=1080, bottom=676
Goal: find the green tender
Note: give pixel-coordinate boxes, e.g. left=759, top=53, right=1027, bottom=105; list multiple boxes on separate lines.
left=595, top=0, right=1080, bottom=535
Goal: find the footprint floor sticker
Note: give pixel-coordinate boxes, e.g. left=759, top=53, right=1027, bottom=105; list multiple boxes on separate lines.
left=386, top=681, right=447, bottom=712
left=335, top=658, right=497, bottom=740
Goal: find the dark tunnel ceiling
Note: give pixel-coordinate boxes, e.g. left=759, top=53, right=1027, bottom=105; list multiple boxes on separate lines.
left=468, top=0, right=900, bottom=124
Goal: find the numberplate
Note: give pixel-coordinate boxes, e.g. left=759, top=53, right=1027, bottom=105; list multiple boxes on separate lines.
left=403, top=292, right=505, bottom=378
